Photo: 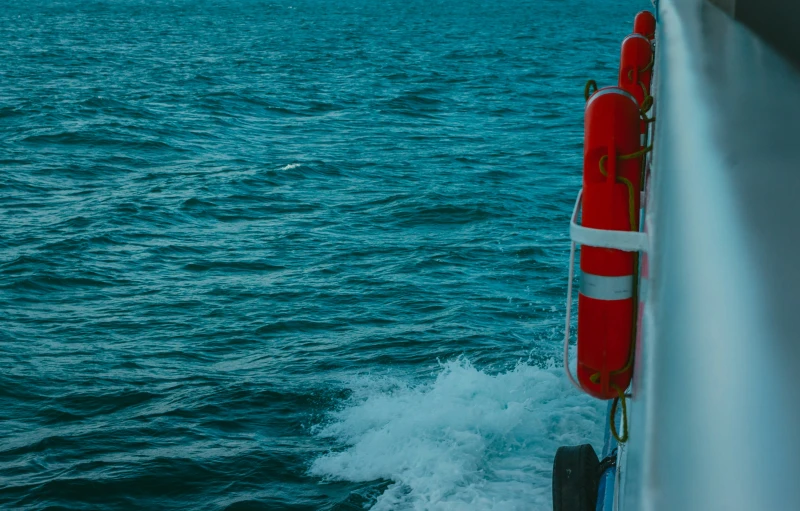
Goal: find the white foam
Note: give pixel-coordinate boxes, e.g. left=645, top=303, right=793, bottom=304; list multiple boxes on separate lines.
left=311, top=358, right=604, bottom=510
left=280, top=163, right=303, bottom=170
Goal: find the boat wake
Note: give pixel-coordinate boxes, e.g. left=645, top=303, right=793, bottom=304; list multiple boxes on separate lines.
left=311, top=357, right=604, bottom=510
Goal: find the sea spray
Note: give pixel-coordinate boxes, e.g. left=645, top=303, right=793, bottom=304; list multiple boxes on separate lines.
left=311, top=358, right=604, bottom=510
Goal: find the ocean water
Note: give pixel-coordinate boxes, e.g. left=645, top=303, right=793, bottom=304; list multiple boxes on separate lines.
left=0, top=0, right=647, bottom=509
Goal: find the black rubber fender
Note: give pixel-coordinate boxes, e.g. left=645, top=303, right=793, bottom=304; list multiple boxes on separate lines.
left=552, top=444, right=600, bottom=511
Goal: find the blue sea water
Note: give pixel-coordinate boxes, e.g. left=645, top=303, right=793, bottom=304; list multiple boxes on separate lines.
left=1, top=1, right=647, bottom=509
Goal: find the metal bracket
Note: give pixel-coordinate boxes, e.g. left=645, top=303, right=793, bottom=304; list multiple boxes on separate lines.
left=570, top=189, right=648, bottom=252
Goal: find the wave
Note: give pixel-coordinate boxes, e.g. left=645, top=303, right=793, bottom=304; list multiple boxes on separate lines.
left=183, top=261, right=285, bottom=273
left=311, top=357, right=604, bottom=510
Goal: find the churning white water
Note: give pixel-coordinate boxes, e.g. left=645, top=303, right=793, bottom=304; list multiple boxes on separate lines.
left=311, top=357, right=604, bottom=510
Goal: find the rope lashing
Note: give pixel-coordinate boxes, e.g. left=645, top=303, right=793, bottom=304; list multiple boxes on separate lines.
left=584, top=80, right=598, bottom=102
left=583, top=74, right=654, bottom=123
left=640, top=95, right=655, bottom=123
left=598, top=145, right=652, bottom=230
left=626, top=53, right=656, bottom=122
left=593, top=144, right=652, bottom=443
left=626, top=53, right=654, bottom=82
left=610, top=385, right=628, bottom=442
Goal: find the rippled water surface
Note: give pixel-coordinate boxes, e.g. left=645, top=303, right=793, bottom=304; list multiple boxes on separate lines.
left=1, top=1, right=647, bottom=509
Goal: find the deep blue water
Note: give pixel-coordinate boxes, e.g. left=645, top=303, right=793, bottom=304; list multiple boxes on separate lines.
left=1, top=1, right=647, bottom=509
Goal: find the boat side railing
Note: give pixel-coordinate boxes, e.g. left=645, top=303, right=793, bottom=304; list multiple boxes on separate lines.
left=623, top=0, right=800, bottom=509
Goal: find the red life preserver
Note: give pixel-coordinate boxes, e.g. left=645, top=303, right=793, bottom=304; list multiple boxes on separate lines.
left=578, top=87, right=642, bottom=400
left=618, top=34, right=653, bottom=109
left=634, top=11, right=656, bottom=41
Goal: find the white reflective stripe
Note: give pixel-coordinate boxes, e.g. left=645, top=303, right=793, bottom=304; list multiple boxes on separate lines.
left=585, top=86, right=639, bottom=110
left=580, top=273, right=634, bottom=300
left=623, top=33, right=651, bottom=44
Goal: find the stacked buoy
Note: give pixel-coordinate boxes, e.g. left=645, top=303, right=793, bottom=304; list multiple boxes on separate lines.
left=575, top=9, right=656, bottom=433
left=552, top=11, right=658, bottom=511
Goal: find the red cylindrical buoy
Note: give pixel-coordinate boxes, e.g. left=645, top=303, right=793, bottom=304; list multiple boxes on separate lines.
left=634, top=11, right=656, bottom=41
left=578, top=87, right=642, bottom=400
left=618, top=34, right=654, bottom=108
